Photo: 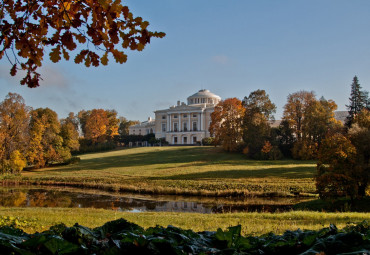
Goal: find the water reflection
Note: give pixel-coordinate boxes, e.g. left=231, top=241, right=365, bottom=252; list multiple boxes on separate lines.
left=0, top=186, right=312, bottom=213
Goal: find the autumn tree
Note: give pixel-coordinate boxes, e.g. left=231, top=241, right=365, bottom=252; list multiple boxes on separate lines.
left=316, top=133, right=359, bottom=199
left=303, top=97, right=341, bottom=144
left=118, top=117, right=139, bottom=136
left=273, top=120, right=296, bottom=158
left=27, top=108, right=68, bottom=167
left=283, top=90, right=316, bottom=141
left=60, top=112, right=80, bottom=152
left=77, top=110, right=90, bottom=136
left=0, top=0, right=165, bottom=87
left=209, top=98, right=245, bottom=152
left=348, top=109, right=370, bottom=196
left=294, top=97, right=342, bottom=159
left=105, top=110, right=119, bottom=140
left=345, top=76, right=369, bottom=128
left=283, top=91, right=341, bottom=159
left=242, top=90, right=277, bottom=158
left=0, top=93, right=30, bottom=173
left=84, top=109, right=108, bottom=143
left=316, top=109, right=370, bottom=199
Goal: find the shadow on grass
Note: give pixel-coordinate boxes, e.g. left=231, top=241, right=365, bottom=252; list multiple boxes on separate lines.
left=26, top=147, right=315, bottom=179
left=150, top=166, right=315, bottom=180
left=293, top=197, right=370, bottom=212
left=27, top=147, right=215, bottom=173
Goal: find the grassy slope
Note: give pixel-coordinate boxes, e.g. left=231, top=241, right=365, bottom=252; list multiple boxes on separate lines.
left=11, top=146, right=316, bottom=196
left=0, top=207, right=369, bottom=235
left=12, top=147, right=316, bottom=196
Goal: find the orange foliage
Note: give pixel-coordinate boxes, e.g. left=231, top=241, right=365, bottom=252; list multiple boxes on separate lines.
left=209, top=98, right=245, bottom=152
left=316, top=133, right=358, bottom=199
left=84, top=109, right=109, bottom=143
left=261, top=141, right=273, bottom=154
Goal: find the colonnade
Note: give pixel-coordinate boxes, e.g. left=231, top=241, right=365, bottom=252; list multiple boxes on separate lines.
left=166, top=111, right=205, bottom=132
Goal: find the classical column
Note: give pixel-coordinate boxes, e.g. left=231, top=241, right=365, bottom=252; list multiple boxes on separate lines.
left=179, top=113, right=181, bottom=132
left=167, top=114, right=169, bottom=133
left=188, top=113, right=191, bottom=131
left=198, top=112, right=201, bottom=131
left=169, top=113, right=171, bottom=132
left=201, top=111, right=204, bottom=131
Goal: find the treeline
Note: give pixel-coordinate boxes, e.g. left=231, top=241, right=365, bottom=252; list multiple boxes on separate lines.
left=0, top=93, right=139, bottom=173
left=209, top=90, right=342, bottom=160
left=210, top=76, right=370, bottom=199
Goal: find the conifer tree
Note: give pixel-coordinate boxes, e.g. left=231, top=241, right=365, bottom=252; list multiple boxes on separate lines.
left=346, top=76, right=369, bottom=128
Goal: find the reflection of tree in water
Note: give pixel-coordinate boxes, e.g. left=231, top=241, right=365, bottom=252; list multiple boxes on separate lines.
left=0, top=188, right=300, bottom=213
left=108, top=198, right=166, bottom=211
left=28, top=190, right=72, bottom=208
left=0, top=190, right=27, bottom=207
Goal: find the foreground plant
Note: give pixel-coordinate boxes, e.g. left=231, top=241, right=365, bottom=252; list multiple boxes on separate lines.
left=0, top=218, right=369, bottom=254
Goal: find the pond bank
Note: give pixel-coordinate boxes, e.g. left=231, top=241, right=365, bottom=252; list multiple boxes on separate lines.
left=0, top=185, right=314, bottom=213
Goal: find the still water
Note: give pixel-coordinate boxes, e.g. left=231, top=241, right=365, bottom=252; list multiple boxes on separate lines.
left=0, top=186, right=312, bottom=213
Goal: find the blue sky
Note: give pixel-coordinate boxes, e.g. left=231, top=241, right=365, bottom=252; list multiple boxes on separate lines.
left=1, top=0, right=370, bottom=121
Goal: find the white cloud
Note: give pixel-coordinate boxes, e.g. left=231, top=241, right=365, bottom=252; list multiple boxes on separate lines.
left=211, top=55, right=230, bottom=65
left=39, top=65, right=70, bottom=88
left=0, top=64, right=70, bottom=88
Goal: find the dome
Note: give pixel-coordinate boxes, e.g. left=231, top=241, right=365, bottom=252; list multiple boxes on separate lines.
left=187, top=89, right=221, bottom=105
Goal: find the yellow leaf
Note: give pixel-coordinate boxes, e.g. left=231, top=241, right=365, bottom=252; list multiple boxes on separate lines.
left=137, top=43, right=144, bottom=51
left=49, top=45, right=61, bottom=63
left=63, top=2, right=71, bottom=11
left=62, top=48, right=70, bottom=60
left=85, top=55, right=91, bottom=67
left=140, top=21, right=149, bottom=30
left=101, top=52, right=108, bottom=65
left=74, top=33, right=86, bottom=44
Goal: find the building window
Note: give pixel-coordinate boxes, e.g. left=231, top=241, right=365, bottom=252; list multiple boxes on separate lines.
left=174, top=122, right=178, bottom=132
left=193, top=114, right=197, bottom=118
left=150, top=128, right=153, bottom=134
left=162, top=123, right=166, bottom=132
left=162, top=115, right=166, bottom=119
left=183, top=114, right=187, bottom=118
left=193, top=137, right=197, bottom=143
left=139, top=129, right=141, bottom=135
left=193, top=122, right=197, bottom=131
left=174, top=137, right=178, bottom=144
left=174, top=115, right=178, bottom=118
left=190, top=99, right=193, bottom=104
left=183, top=122, right=187, bottom=131
left=183, top=137, right=187, bottom=144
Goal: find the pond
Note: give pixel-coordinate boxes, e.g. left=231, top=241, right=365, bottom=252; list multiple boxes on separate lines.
left=0, top=186, right=313, bottom=213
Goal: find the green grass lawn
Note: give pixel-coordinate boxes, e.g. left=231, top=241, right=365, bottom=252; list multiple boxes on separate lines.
left=0, top=207, right=369, bottom=235
left=9, top=146, right=316, bottom=196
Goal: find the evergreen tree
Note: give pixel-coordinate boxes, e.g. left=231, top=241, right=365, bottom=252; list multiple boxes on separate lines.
left=346, top=76, right=368, bottom=128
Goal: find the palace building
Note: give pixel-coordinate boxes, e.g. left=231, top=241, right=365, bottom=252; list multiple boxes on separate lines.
left=154, top=89, right=221, bottom=145
left=128, top=117, right=155, bottom=136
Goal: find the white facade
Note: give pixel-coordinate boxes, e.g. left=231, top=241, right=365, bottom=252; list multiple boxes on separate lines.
left=154, top=89, right=221, bottom=145
left=129, top=117, right=155, bottom=136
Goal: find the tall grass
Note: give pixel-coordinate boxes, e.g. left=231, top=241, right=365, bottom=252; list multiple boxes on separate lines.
left=0, top=207, right=369, bottom=235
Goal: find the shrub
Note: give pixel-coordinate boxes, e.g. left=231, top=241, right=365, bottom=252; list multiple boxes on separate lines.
left=202, top=137, right=215, bottom=146
left=315, top=133, right=359, bottom=199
